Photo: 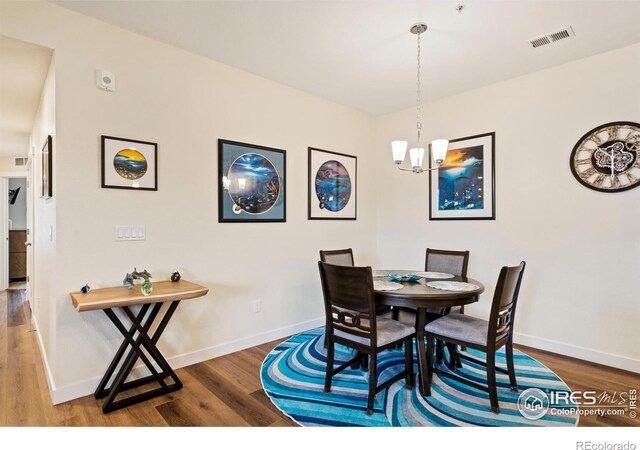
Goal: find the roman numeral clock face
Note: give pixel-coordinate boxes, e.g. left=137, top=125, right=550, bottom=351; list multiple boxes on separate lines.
left=570, top=121, right=640, bottom=192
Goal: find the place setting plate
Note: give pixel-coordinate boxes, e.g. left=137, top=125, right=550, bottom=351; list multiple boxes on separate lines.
left=373, top=280, right=404, bottom=291
left=426, top=281, right=479, bottom=292
left=414, top=271, right=455, bottom=279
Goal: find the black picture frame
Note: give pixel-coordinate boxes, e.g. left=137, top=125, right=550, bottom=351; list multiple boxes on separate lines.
left=41, top=135, right=52, bottom=199
left=101, top=135, right=158, bottom=191
left=429, top=132, right=496, bottom=220
left=308, top=147, right=357, bottom=220
left=218, top=139, right=286, bottom=223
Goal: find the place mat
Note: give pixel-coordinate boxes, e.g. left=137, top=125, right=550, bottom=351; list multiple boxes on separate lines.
left=414, top=271, right=455, bottom=279
left=373, top=280, right=404, bottom=291
left=426, top=281, right=479, bottom=291
left=372, top=270, right=389, bottom=277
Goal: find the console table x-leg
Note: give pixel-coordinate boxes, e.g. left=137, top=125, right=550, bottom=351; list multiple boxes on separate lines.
left=70, top=280, right=209, bottom=413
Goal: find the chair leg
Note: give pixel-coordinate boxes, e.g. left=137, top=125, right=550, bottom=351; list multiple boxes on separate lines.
left=458, top=306, right=466, bottom=352
left=350, top=352, right=361, bottom=369
left=506, top=340, right=518, bottom=392
left=324, top=338, right=334, bottom=393
left=424, top=333, right=434, bottom=396
left=366, top=352, right=377, bottom=415
left=486, top=351, right=499, bottom=413
left=392, top=307, right=399, bottom=321
left=446, top=343, right=458, bottom=371
left=404, top=337, right=414, bottom=388
left=436, top=339, right=444, bottom=364
left=361, top=354, right=369, bottom=372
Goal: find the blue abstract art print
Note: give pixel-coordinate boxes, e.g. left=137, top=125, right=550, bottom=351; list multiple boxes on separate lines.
left=429, top=132, right=495, bottom=220
left=308, top=147, right=357, bottom=220
left=218, top=140, right=286, bottom=222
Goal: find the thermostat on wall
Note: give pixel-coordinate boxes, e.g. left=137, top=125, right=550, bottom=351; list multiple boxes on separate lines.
left=95, top=69, right=115, bottom=91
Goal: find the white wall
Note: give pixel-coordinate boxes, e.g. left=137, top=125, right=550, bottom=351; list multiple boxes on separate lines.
left=0, top=157, right=27, bottom=175
left=0, top=1, right=377, bottom=403
left=28, top=53, right=56, bottom=384
left=8, top=177, right=26, bottom=229
left=375, top=43, right=640, bottom=372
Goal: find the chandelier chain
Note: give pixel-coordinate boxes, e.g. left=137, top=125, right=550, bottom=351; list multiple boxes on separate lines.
left=416, top=29, right=422, bottom=148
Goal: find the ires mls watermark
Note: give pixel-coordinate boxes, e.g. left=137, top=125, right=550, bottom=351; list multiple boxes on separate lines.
left=517, top=387, right=637, bottom=420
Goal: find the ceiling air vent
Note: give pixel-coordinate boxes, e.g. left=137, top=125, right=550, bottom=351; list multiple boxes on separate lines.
left=528, top=26, right=575, bottom=49
left=14, top=157, right=28, bottom=167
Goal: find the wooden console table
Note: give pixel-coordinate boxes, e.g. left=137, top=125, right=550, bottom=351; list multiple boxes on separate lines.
left=71, top=280, right=209, bottom=413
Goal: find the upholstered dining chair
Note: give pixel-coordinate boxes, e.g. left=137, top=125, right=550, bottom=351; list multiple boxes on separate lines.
left=320, top=249, right=392, bottom=316
left=318, top=261, right=415, bottom=415
left=423, top=261, right=526, bottom=413
left=392, top=248, right=470, bottom=321
left=392, top=248, right=470, bottom=360
left=319, top=248, right=355, bottom=267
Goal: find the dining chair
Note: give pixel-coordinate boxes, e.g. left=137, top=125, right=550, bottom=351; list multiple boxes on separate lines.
left=319, top=248, right=355, bottom=267
left=423, top=261, right=526, bottom=413
left=320, top=249, right=392, bottom=316
left=392, top=248, right=470, bottom=361
left=392, top=248, right=470, bottom=320
left=318, top=261, right=415, bottom=415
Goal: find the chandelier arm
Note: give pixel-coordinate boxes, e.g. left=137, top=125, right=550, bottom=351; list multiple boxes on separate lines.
left=395, top=163, right=442, bottom=173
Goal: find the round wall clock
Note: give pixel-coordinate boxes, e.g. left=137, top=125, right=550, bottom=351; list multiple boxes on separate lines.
left=570, top=121, right=640, bottom=193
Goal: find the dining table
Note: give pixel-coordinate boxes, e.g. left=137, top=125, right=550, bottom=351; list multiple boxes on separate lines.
left=373, top=269, right=485, bottom=396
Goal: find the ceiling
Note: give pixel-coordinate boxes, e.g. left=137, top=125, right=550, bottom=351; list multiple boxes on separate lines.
left=51, top=0, right=640, bottom=115
left=0, top=36, right=52, bottom=156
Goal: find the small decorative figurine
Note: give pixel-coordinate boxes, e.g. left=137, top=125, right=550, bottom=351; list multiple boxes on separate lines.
left=170, top=271, right=181, bottom=282
left=123, top=273, right=135, bottom=290
left=81, top=284, right=91, bottom=294
left=123, top=268, right=153, bottom=295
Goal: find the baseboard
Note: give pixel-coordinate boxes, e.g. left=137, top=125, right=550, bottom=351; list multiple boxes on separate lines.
left=513, top=331, right=640, bottom=374
left=49, top=316, right=325, bottom=405
left=31, top=314, right=58, bottom=401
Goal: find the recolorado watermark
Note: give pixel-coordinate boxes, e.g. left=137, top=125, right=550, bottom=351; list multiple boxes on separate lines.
left=517, top=387, right=637, bottom=420
left=576, top=443, right=636, bottom=450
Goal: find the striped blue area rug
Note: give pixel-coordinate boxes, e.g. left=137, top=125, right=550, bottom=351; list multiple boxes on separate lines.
left=260, top=327, right=579, bottom=427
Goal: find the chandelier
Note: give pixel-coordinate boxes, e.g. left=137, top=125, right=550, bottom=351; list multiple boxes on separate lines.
left=392, top=23, right=448, bottom=173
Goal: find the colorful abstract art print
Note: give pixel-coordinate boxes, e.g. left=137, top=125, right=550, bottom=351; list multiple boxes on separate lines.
left=218, top=140, right=286, bottom=223
left=308, top=147, right=357, bottom=220
left=429, top=132, right=495, bottom=220
left=101, top=136, right=158, bottom=191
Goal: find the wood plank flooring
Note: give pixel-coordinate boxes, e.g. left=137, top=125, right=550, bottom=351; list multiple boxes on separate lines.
left=1, top=288, right=637, bottom=427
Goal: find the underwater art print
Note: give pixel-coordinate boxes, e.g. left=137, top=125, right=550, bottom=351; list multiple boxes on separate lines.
left=308, top=148, right=357, bottom=220
left=429, top=132, right=495, bottom=220
left=101, top=136, right=157, bottom=191
left=218, top=140, right=286, bottom=222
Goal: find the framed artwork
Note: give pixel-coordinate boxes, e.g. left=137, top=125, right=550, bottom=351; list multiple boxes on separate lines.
left=308, top=147, right=357, bottom=220
left=429, top=132, right=495, bottom=220
left=218, top=139, right=286, bottom=223
left=101, top=135, right=157, bottom=191
left=42, top=135, right=52, bottom=199
left=9, top=187, right=20, bottom=204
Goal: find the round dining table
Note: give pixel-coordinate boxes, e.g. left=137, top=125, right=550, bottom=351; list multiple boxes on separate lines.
left=374, top=270, right=485, bottom=396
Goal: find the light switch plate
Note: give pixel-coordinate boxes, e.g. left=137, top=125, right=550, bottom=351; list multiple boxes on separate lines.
left=115, top=226, right=145, bottom=241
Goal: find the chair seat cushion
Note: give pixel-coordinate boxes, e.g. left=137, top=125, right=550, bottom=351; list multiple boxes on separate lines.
left=424, top=314, right=488, bottom=347
left=335, top=318, right=414, bottom=348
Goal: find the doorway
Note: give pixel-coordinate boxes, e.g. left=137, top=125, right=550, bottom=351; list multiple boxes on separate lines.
left=8, top=176, right=27, bottom=289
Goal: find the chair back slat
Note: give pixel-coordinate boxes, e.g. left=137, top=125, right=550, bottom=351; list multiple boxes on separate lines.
left=318, top=261, right=376, bottom=341
left=488, top=262, right=526, bottom=346
left=425, top=248, right=469, bottom=277
left=320, top=249, right=354, bottom=267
